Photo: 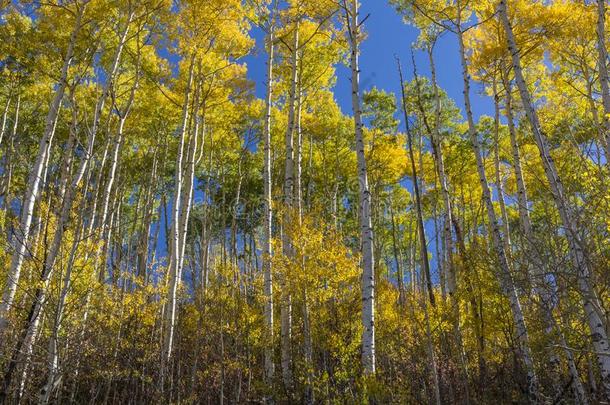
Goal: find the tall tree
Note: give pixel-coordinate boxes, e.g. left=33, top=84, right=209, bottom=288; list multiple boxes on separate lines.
left=341, top=0, right=375, bottom=376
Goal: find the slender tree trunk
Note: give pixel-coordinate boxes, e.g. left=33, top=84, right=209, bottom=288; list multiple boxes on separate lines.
left=231, top=156, right=243, bottom=271
left=492, top=79, right=511, bottom=253
left=344, top=0, right=375, bottom=376
left=280, top=20, right=299, bottom=394
left=99, top=138, right=123, bottom=279
left=163, top=54, right=195, bottom=372
left=295, top=81, right=303, bottom=219
left=39, top=48, right=138, bottom=398
left=262, top=10, right=276, bottom=383
left=595, top=0, right=610, bottom=160
left=13, top=104, right=76, bottom=403
left=390, top=202, right=405, bottom=304
left=408, top=213, right=416, bottom=293
left=398, top=57, right=435, bottom=307
left=86, top=136, right=109, bottom=236
left=422, top=287, right=442, bottom=405
left=293, top=55, right=313, bottom=405
left=1, top=94, right=18, bottom=224
left=177, top=79, right=201, bottom=293
left=9, top=62, right=124, bottom=401
left=501, top=72, right=532, bottom=251
left=0, top=95, right=10, bottom=147
left=398, top=55, right=443, bottom=403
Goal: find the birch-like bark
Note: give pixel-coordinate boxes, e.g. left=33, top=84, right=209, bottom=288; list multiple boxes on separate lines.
left=86, top=136, right=110, bottom=235
left=595, top=0, right=610, bottom=160
left=1, top=94, right=18, bottom=212
left=28, top=67, right=131, bottom=400
left=293, top=72, right=313, bottom=403
left=97, top=132, right=122, bottom=280
left=344, top=0, right=375, bottom=375
left=499, top=1, right=610, bottom=398
left=163, top=54, right=195, bottom=368
left=456, top=17, right=539, bottom=400
left=501, top=72, right=532, bottom=247
left=0, top=95, right=13, bottom=219
left=399, top=57, right=442, bottom=403
left=295, top=81, right=303, bottom=218
left=0, top=4, right=84, bottom=332
left=492, top=79, right=511, bottom=253
left=3, top=100, right=79, bottom=401
left=0, top=95, right=10, bottom=147
left=262, top=13, right=276, bottom=382
left=281, top=21, right=299, bottom=393
left=177, top=81, right=201, bottom=290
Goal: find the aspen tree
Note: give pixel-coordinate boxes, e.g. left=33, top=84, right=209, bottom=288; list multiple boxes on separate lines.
left=341, top=0, right=375, bottom=376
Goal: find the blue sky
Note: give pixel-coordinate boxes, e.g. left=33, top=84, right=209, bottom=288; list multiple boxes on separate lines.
left=244, top=0, right=495, bottom=122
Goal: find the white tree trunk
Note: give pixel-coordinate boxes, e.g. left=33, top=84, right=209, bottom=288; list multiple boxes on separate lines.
left=262, top=20, right=276, bottom=383
left=87, top=137, right=110, bottom=236
left=344, top=0, right=375, bottom=375
left=595, top=0, right=610, bottom=160
left=492, top=80, right=512, bottom=253
left=0, top=95, right=10, bottom=147
left=281, top=21, right=299, bottom=393
left=1, top=94, right=18, bottom=209
left=501, top=72, right=532, bottom=248
left=177, top=82, right=201, bottom=287
left=295, top=82, right=303, bottom=218
left=163, top=54, right=195, bottom=368
left=20, top=108, right=77, bottom=404
left=427, top=48, right=454, bottom=298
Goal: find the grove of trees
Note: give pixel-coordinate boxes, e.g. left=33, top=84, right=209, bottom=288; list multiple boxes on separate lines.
left=0, top=0, right=609, bottom=403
